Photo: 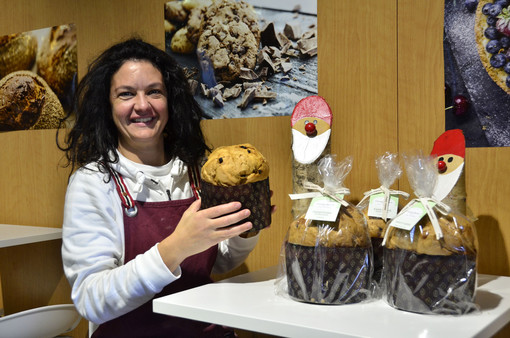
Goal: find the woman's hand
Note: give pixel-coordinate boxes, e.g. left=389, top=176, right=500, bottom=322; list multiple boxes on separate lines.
left=157, top=199, right=252, bottom=272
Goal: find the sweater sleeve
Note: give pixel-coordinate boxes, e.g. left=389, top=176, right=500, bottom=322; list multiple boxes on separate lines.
left=61, top=168, right=179, bottom=324
left=212, top=234, right=259, bottom=274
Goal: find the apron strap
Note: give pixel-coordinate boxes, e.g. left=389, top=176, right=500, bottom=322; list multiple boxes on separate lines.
left=188, top=164, right=201, bottom=200
left=102, top=162, right=138, bottom=217
left=101, top=161, right=200, bottom=215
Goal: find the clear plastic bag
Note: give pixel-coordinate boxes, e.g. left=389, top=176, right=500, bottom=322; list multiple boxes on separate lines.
left=357, top=152, right=409, bottom=284
left=382, top=153, right=479, bottom=314
left=276, top=155, right=373, bottom=304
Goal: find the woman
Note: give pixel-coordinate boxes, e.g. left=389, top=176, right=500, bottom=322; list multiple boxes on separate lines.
left=58, top=38, right=262, bottom=337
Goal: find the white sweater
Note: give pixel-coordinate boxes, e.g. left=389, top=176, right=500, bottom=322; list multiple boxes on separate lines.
left=61, top=152, right=259, bottom=329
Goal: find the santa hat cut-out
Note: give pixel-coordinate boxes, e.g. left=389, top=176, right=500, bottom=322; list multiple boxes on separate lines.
left=430, top=129, right=465, bottom=159
left=291, top=95, right=332, bottom=127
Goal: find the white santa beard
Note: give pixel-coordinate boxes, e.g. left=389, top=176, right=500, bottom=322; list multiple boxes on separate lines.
left=432, top=163, right=464, bottom=201
left=291, top=129, right=331, bottom=164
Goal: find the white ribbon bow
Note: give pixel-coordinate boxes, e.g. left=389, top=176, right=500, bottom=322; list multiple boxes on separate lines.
left=299, top=180, right=351, bottom=207
left=358, top=185, right=410, bottom=221
left=382, top=196, right=451, bottom=246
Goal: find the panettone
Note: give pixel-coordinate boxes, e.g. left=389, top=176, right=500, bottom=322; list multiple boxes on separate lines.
left=201, top=143, right=269, bottom=186
left=384, top=213, right=477, bottom=256
left=383, top=212, right=478, bottom=314
left=362, top=208, right=388, bottom=239
left=288, top=205, right=370, bottom=248
left=361, top=208, right=389, bottom=284
left=285, top=205, right=372, bottom=305
left=200, top=143, right=271, bottom=232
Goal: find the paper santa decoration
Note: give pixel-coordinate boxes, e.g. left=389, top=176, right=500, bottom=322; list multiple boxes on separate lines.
left=291, top=96, right=333, bottom=164
left=430, top=129, right=466, bottom=213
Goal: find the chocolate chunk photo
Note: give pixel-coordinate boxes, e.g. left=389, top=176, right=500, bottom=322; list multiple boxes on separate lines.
left=163, top=0, right=318, bottom=119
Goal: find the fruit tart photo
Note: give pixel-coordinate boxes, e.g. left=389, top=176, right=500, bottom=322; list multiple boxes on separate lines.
left=475, top=0, right=510, bottom=94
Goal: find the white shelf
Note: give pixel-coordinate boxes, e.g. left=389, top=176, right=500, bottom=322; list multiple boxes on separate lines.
left=154, top=266, right=510, bottom=338
left=0, top=224, right=62, bottom=248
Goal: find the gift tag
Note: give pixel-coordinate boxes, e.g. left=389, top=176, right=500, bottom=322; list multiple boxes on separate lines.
left=367, top=193, right=399, bottom=219
left=305, top=194, right=344, bottom=222
left=389, top=200, right=436, bottom=231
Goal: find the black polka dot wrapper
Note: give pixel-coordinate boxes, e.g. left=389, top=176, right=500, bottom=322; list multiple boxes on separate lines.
left=383, top=247, right=477, bottom=315
left=285, top=242, right=372, bottom=304
left=200, top=178, right=271, bottom=233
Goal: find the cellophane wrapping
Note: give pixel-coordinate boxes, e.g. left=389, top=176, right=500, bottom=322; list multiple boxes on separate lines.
left=357, top=152, right=406, bottom=285
left=275, top=155, right=374, bottom=304
left=382, top=153, right=479, bottom=314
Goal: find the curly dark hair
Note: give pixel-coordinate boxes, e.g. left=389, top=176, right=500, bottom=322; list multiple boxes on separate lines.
left=57, top=37, right=210, bottom=175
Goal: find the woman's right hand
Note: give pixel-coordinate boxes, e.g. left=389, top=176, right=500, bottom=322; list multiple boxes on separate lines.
left=157, top=198, right=252, bottom=273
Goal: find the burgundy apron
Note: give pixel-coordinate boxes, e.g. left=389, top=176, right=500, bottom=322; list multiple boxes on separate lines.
left=91, top=167, right=230, bottom=337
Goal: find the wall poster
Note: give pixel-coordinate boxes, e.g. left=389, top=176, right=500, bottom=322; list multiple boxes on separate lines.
left=0, top=24, right=77, bottom=132
left=444, top=0, right=510, bottom=147
left=163, top=0, right=318, bottom=119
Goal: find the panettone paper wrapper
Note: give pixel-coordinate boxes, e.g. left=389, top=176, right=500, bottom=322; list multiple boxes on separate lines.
left=383, top=248, right=477, bottom=315
left=200, top=178, right=271, bottom=232
left=284, top=242, right=372, bottom=304
left=275, top=208, right=374, bottom=305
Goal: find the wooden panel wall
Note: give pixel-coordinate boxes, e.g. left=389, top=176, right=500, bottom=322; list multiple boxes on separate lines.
left=319, top=0, right=398, bottom=200
left=0, top=0, right=80, bottom=332
left=397, top=0, right=510, bottom=280
left=0, top=0, right=509, bottom=337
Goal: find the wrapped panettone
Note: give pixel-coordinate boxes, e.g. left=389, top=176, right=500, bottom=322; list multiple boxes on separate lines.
left=200, top=143, right=271, bottom=233
left=382, top=153, right=478, bottom=315
left=278, top=155, right=373, bottom=304
left=357, top=152, right=409, bottom=283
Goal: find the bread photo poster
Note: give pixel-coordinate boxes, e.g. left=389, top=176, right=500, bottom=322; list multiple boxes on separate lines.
left=0, top=24, right=77, bottom=132
left=163, top=0, right=318, bottom=119
left=444, top=0, right=510, bottom=147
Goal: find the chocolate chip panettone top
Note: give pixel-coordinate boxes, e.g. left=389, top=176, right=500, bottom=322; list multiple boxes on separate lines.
left=288, top=206, right=370, bottom=248
left=201, top=143, right=269, bottom=186
left=361, top=208, right=388, bottom=239
left=385, top=214, right=477, bottom=256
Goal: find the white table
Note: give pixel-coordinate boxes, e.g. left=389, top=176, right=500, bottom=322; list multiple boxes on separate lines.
left=0, top=224, right=62, bottom=248
left=153, top=266, right=510, bottom=338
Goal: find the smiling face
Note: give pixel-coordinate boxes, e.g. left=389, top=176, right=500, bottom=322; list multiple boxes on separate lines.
left=110, top=60, right=168, bottom=162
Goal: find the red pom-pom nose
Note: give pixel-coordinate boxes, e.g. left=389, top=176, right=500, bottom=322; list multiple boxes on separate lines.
left=437, top=160, right=447, bottom=173
left=305, top=122, right=316, bottom=136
